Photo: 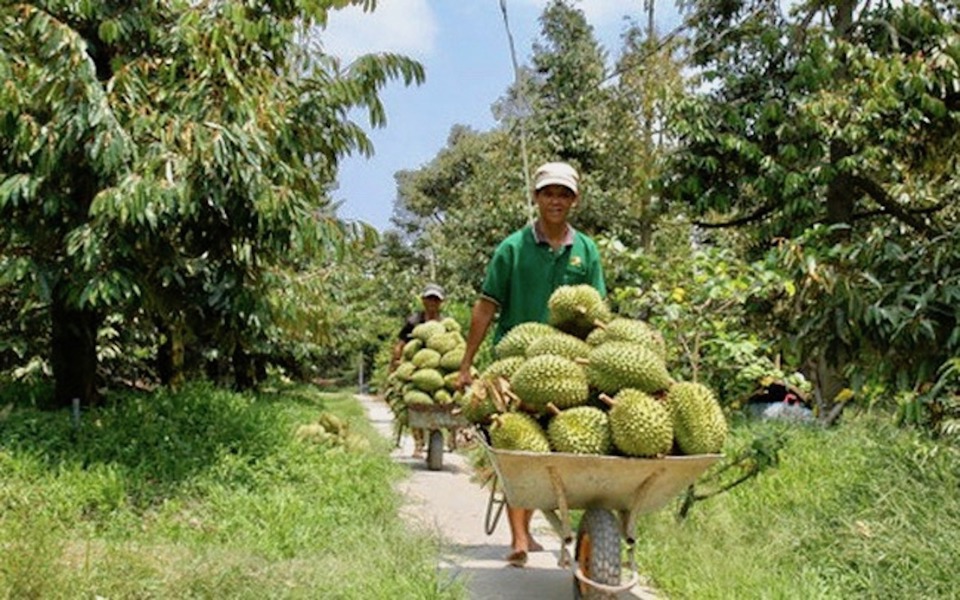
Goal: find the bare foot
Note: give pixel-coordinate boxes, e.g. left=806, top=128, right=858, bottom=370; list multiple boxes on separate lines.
left=528, top=540, right=544, bottom=552
left=506, top=549, right=527, bottom=567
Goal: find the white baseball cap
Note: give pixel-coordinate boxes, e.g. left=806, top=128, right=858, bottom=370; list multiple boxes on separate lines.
left=534, top=162, right=579, bottom=195
left=421, top=283, right=445, bottom=300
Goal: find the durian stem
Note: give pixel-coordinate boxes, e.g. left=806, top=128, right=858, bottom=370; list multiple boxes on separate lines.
left=545, top=402, right=561, bottom=416
left=573, top=357, right=590, bottom=366
left=598, top=393, right=616, bottom=407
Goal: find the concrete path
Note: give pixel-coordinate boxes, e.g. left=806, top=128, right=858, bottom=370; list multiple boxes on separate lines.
left=358, top=394, right=660, bottom=600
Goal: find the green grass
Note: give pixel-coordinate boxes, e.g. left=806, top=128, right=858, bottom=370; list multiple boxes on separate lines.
left=0, top=381, right=463, bottom=599
left=4, top=381, right=957, bottom=600
left=631, top=415, right=960, bottom=599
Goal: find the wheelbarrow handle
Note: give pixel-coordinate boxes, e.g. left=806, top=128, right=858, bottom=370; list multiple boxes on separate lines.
left=484, top=474, right=507, bottom=536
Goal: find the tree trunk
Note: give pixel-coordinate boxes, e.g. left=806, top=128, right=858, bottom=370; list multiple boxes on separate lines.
left=157, top=313, right=186, bottom=388
left=48, top=285, right=101, bottom=409
left=233, top=343, right=255, bottom=390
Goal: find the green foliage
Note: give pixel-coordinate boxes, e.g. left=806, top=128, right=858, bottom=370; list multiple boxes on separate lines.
left=0, top=0, right=425, bottom=398
left=0, top=381, right=461, bottom=598
left=769, top=224, right=960, bottom=398
left=634, top=415, right=960, bottom=598
left=599, top=223, right=805, bottom=405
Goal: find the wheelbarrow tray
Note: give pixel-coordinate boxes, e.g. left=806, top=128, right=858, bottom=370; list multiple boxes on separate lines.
left=407, top=402, right=468, bottom=430
left=485, top=444, right=721, bottom=515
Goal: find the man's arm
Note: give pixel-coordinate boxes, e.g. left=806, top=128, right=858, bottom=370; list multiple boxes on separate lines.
left=456, top=297, right=498, bottom=389
left=389, top=339, right=405, bottom=372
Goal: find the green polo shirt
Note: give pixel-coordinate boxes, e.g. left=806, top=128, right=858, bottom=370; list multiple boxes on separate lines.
left=481, top=223, right=606, bottom=344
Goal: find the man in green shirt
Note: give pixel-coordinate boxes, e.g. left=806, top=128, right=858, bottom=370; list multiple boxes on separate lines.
left=457, top=161, right=606, bottom=567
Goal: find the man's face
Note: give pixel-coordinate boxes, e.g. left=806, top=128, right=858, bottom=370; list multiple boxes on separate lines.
left=422, top=296, right=442, bottom=312
left=535, top=184, right=577, bottom=226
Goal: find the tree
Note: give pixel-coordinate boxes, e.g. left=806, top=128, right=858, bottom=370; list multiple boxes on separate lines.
left=0, top=0, right=423, bottom=405
left=667, top=0, right=960, bottom=405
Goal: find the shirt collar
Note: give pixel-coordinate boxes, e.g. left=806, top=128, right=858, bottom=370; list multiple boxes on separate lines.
left=532, top=221, right=574, bottom=247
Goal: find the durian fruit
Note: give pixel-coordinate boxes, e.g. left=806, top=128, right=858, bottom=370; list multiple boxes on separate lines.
left=394, top=361, right=417, bottom=381
left=443, top=371, right=461, bottom=391
left=433, top=389, right=453, bottom=404
left=439, top=347, right=465, bottom=371
left=480, top=356, right=527, bottom=382
left=489, top=412, right=551, bottom=453
left=587, top=341, right=673, bottom=395
left=603, top=389, right=673, bottom=457
left=597, top=318, right=667, bottom=361
left=295, top=423, right=336, bottom=445
left=411, top=348, right=442, bottom=369
left=318, top=412, right=346, bottom=436
left=427, top=330, right=464, bottom=355
left=457, top=379, right=502, bottom=425
left=546, top=403, right=612, bottom=455
left=403, top=389, right=434, bottom=406
left=402, top=338, right=423, bottom=360
left=410, top=368, right=445, bottom=393
left=665, top=381, right=727, bottom=454
left=441, top=317, right=462, bottom=333
left=495, top=322, right=558, bottom=358
left=510, top=354, right=589, bottom=411
left=411, top=320, right=446, bottom=342
left=525, top=331, right=592, bottom=362
left=547, top=285, right=612, bottom=338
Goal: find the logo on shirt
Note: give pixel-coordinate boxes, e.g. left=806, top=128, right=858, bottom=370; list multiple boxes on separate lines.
left=569, top=256, right=582, bottom=267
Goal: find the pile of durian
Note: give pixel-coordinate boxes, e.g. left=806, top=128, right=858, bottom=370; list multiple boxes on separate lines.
left=383, top=317, right=473, bottom=429
left=460, top=284, right=727, bottom=458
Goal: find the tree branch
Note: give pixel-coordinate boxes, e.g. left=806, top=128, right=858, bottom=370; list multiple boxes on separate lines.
left=693, top=200, right=777, bottom=229
left=851, top=175, right=939, bottom=237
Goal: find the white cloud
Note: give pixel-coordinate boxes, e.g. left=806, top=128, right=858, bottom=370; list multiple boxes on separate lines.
left=321, top=0, right=438, bottom=63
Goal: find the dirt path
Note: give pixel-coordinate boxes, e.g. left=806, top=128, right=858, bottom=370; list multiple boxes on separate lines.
left=358, top=394, right=660, bottom=600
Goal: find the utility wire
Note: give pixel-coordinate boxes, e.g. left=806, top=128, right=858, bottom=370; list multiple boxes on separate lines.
left=497, top=0, right=536, bottom=221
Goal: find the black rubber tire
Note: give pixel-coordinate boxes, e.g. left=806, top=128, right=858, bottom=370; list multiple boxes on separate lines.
left=427, top=429, right=444, bottom=471
left=573, top=509, right=621, bottom=600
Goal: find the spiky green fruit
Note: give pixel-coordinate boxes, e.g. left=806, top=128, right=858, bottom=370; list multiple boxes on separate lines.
left=402, top=338, right=423, bottom=360
left=510, top=354, right=589, bottom=411
left=457, top=381, right=499, bottom=425
left=495, top=322, right=558, bottom=358
left=433, top=389, right=453, bottom=404
left=410, top=368, right=445, bottom=393
left=547, top=285, right=612, bottom=338
left=601, top=318, right=667, bottom=361
left=427, top=330, right=464, bottom=355
left=403, top=390, right=434, bottom=406
left=525, top=331, right=592, bottom=362
left=439, top=347, right=465, bottom=371
left=442, top=317, right=462, bottom=333
left=587, top=341, right=673, bottom=395
left=394, top=361, right=417, bottom=381
left=665, top=382, right=727, bottom=454
left=490, top=413, right=551, bottom=453
left=547, top=406, right=612, bottom=455
left=411, top=348, right=442, bottom=369
left=606, top=389, right=673, bottom=457
left=411, top=320, right=446, bottom=342
left=480, top=356, right=527, bottom=382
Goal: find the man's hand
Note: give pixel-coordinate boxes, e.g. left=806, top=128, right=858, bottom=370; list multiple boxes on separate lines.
left=455, top=367, right=473, bottom=392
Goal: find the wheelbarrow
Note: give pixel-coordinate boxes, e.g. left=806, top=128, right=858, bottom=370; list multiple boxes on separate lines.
left=480, top=437, right=721, bottom=599
left=406, top=402, right=469, bottom=471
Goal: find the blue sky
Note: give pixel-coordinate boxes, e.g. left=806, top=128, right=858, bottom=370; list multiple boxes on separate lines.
left=322, top=1, right=681, bottom=232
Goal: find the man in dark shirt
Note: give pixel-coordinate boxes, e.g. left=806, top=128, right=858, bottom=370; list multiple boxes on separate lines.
left=391, top=283, right=445, bottom=456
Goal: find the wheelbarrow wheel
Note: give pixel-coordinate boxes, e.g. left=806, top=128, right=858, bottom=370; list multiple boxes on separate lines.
left=426, top=429, right=444, bottom=471
left=573, top=508, right=621, bottom=600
